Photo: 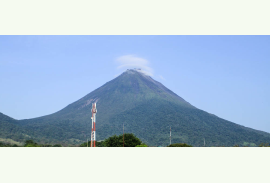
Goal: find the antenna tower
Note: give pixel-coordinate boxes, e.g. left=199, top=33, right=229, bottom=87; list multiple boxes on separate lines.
left=91, top=103, right=97, bottom=147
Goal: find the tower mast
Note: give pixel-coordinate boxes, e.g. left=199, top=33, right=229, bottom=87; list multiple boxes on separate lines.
left=170, top=126, right=171, bottom=145
left=91, top=103, right=97, bottom=147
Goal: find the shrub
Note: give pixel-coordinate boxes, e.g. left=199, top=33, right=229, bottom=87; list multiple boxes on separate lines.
left=167, top=143, right=192, bottom=147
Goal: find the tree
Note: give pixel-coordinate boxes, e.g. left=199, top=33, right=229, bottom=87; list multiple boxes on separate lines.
left=24, top=140, right=39, bottom=147
left=104, top=133, right=142, bottom=147
left=167, top=143, right=192, bottom=147
left=53, top=144, right=62, bottom=147
left=259, top=143, right=269, bottom=147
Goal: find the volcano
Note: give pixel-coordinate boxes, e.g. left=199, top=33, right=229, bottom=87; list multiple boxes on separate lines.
left=1, top=69, right=270, bottom=146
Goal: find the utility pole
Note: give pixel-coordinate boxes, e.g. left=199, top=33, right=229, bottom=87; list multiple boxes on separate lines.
left=123, top=123, right=124, bottom=147
left=91, top=103, right=97, bottom=147
left=170, top=126, right=171, bottom=145
left=204, top=138, right=205, bottom=147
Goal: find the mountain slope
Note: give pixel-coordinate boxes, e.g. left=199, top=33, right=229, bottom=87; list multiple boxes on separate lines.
left=108, top=99, right=270, bottom=146
left=15, top=69, right=195, bottom=145
left=1, top=69, right=270, bottom=146
left=0, top=112, right=35, bottom=143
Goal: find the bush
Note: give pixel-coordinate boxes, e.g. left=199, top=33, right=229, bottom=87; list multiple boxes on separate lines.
left=24, top=140, right=39, bottom=147
left=167, top=143, right=192, bottom=147
left=136, top=144, right=148, bottom=147
left=104, top=133, right=142, bottom=147
left=53, top=144, right=62, bottom=147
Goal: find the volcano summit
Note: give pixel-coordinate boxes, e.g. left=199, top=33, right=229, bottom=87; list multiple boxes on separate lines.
left=1, top=69, right=270, bottom=146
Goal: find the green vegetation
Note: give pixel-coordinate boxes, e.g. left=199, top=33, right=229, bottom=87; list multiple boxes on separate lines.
left=24, top=140, right=39, bottom=147
left=0, top=142, right=18, bottom=147
left=0, top=140, right=62, bottom=147
left=23, top=140, right=62, bottom=147
left=167, top=143, right=192, bottom=147
left=1, top=70, right=270, bottom=147
left=1, top=138, right=270, bottom=147
left=136, top=144, right=148, bottom=147
left=259, top=143, right=270, bottom=147
left=79, top=133, right=144, bottom=147
left=104, top=133, right=142, bottom=147
left=0, top=137, right=23, bottom=146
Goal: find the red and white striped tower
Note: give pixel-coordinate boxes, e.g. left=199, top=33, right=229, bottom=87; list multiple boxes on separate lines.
left=91, top=103, right=97, bottom=147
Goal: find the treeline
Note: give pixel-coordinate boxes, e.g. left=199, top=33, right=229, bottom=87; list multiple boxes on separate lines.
left=0, top=142, right=19, bottom=147
left=0, top=140, right=62, bottom=147
left=79, top=133, right=146, bottom=147
left=167, top=143, right=192, bottom=147
left=0, top=134, right=145, bottom=147
left=1, top=134, right=269, bottom=147
left=24, top=140, right=62, bottom=147
left=233, top=143, right=270, bottom=147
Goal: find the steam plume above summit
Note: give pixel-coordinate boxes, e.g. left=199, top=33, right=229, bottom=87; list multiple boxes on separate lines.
left=115, top=55, right=154, bottom=76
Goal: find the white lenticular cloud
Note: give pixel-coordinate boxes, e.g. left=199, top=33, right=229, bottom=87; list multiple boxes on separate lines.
left=115, top=55, right=154, bottom=76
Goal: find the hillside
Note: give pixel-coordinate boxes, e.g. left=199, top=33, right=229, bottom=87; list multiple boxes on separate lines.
left=0, top=112, right=34, bottom=144
left=1, top=69, right=270, bottom=146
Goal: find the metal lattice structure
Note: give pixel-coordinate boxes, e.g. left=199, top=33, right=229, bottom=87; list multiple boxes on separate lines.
left=91, top=103, right=97, bottom=147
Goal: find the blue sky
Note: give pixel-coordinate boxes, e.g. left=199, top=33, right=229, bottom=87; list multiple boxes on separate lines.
left=0, top=36, right=269, bottom=133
